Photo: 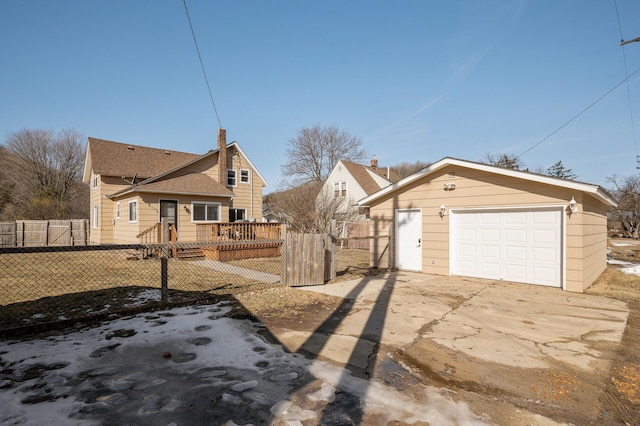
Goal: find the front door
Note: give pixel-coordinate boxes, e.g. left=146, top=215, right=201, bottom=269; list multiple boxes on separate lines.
left=395, top=209, right=422, bottom=271
left=160, top=200, right=178, bottom=233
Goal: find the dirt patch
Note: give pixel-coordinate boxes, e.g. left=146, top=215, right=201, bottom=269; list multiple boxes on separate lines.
left=236, top=249, right=378, bottom=331
left=586, top=242, right=640, bottom=425
left=236, top=286, right=346, bottom=333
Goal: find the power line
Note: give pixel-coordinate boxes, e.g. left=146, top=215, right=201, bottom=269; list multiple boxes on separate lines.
left=613, top=0, right=639, bottom=165
left=516, top=64, right=640, bottom=160
left=182, top=0, right=222, bottom=128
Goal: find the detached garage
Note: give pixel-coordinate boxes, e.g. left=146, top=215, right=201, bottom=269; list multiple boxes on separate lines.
left=359, top=158, right=617, bottom=293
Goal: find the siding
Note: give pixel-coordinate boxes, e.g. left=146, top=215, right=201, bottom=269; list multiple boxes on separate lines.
left=162, top=147, right=264, bottom=221
left=367, top=165, right=611, bottom=292
left=112, top=195, right=143, bottom=244
left=228, top=153, right=264, bottom=220
left=90, top=175, right=131, bottom=244
left=322, top=161, right=369, bottom=212
left=577, top=194, right=608, bottom=292
left=111, top=193, right=231, bottom=244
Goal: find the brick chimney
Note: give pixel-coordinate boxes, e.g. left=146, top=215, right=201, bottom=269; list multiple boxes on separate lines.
left=218, top=128, right=227, bottom=185
left=370, top=155, right=378, bottom=169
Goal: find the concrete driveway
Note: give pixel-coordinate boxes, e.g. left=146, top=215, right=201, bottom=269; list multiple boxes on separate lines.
left=267, top=271, right=629, bottom=424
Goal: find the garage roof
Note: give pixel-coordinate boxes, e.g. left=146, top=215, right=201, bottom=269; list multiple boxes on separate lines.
left=358, top=157, right=618, bottom=208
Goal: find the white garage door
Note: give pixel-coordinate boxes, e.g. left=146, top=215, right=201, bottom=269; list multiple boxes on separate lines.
left=451, top=208, right=562, bottom=287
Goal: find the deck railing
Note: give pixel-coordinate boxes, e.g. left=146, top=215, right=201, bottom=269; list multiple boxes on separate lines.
left=136, top=223, right=177, bottom=244
left=196, top=222, right=281, bottom=242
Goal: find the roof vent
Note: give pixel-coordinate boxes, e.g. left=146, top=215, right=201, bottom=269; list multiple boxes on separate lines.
left=127, top=145, right=134, bottom=150
left=164, top=150, right=171, bottom=155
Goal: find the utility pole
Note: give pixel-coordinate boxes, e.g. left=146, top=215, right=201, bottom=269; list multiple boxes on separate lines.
left=621, top=37, right=640, bottom=46
left=620, top=36, right=640, bottom=168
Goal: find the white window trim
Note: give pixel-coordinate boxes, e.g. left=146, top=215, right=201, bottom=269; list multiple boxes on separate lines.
left=92, top=205, right=98, bottom=229
left=334, top=181, right=347, bottom=197
left=92, top=174, right=98, bottom=189
left=191, top=201, right=221, bottom=222
left=240, top=169, right=250, bottom=184
left=115, top=202, right=120, bottom=220
left=227, top=169, right=237, bottom=187
left=230, top=208, right=247, bottom=222
left=128, top=200, right=137, bottom=223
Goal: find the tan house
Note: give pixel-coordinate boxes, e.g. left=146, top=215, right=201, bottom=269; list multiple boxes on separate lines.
left=82, top=129, right=267, bottom=244
left=359, top=157, right=617, bottom=293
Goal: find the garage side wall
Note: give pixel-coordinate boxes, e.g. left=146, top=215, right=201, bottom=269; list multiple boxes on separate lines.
left=366, top=165, right=610, bottom=291
left=368, top=204, right=394, bottom=269
left=571, top=194, right=609, bottom=292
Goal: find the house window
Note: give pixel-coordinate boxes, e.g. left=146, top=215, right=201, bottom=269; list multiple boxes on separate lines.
left=115, top=203, right=120, bottom=220
left=128, top=201, right=137, bottom=223
left=192, top=202, right=221, bottom=222
left=341, top=181, right=347, bottom=197
left=92, top=206, right=98, bottom=229
left=334, top=182, right=340, bottom=198
left=230, top=208, right=246, bottom=222
left=334, top=181, right=347, bottom=197
left=240, top=169, right=250, bottom=184
left=227, top=169, right=237, bottom=186
left=92, top=174, right=98, bottom=189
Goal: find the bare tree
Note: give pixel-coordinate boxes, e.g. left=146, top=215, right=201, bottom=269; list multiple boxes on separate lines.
left=264, top=182, right=324, bottom=232
left=483, top=153, right=524, bottom=170
left=263, top=181, right=360, bottom=234
left=3, top=128, right=87, bottom=219
left=392, top=161, right=431, bottom=179
left=314, top=185, right=362, bottom=235
left=0, top=146, right=17, bottom=220
left=607, top=175, right=640, bottom=239
left=281, top=124, right=368, bottom=185
left=545, top=160, right=578, bottom=180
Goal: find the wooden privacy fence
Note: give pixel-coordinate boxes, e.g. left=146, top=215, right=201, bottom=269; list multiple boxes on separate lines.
left=338, top=221, right=370, bottom=249
left=283, top=232, right=336, bottom=286
left=0, top=220, right=89, bottom=247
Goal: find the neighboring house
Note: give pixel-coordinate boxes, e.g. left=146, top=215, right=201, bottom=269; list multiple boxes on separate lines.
left=82, top=129, right=267, bottom=244
left=359, top=157, right=617, bottom=293
left=321, top=157, right=400, bottom=219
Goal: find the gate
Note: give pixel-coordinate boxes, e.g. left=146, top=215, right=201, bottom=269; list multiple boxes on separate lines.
left=48, top=220, right=72, bottom=246
left=283, top=232, right=335, bottom=286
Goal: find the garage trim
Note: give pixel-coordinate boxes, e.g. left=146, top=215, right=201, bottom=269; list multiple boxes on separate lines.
left=449, top=205, right=566, bottom=290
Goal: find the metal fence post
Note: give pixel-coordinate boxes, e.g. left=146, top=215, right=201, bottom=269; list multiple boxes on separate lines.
left=388, top=224, right=394, bottom=269
left=161, top=218, right=169, bottom=302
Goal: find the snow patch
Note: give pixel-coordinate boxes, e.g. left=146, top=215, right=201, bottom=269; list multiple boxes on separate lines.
left=611, top=242, right=634, bottom=247
left=608, top=259, right=633, bottom=265
left=0, top=302, right=490, bottom=425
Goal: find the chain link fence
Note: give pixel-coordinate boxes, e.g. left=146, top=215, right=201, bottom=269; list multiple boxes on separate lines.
left=0, top=241, right=286, bottom=335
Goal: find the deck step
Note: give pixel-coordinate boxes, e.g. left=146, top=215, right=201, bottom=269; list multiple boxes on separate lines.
left=175, top=248, right=204, bottom=259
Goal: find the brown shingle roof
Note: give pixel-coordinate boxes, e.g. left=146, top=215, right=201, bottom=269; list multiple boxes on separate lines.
left=110, top=173, right=234, bottom=198
left=341, top=160, right=398, bottom=195
left=88, top=137, right=200, bottom=178
left=369, top=166, right=401, bottom=183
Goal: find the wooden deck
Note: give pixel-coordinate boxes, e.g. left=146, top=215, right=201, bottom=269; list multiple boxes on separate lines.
left=196, top=223, right=282, bottom=261
left=135, top=222, right=282, bottom=261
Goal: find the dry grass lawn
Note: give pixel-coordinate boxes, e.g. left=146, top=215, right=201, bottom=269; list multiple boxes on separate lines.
left=0, top=247, right=373, bottom=332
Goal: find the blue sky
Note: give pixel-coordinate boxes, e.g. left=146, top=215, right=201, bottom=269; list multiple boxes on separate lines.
left=1, top=1, right=640, bottom=192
